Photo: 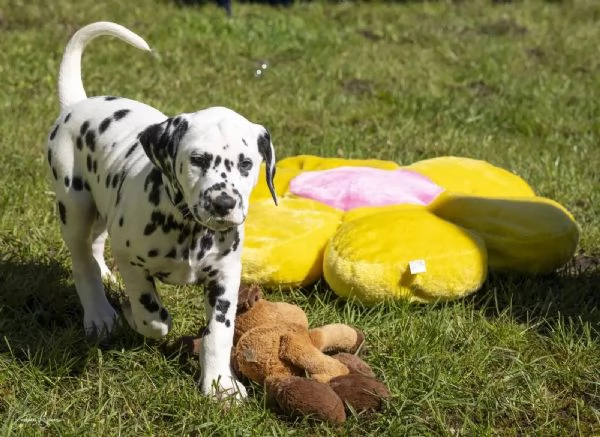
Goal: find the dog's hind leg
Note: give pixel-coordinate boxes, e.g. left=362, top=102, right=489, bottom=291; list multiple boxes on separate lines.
left=55, top=192, right=118, bottom=338
left=116, top=262, right=172, bottom=339
left=91, top=218, right=115, bottom=282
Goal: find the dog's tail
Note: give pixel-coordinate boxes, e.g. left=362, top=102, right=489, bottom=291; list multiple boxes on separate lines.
left=58, top=22, right=152, bottom=110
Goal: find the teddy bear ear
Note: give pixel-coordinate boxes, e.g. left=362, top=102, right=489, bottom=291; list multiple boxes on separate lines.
left=237, top=283, right=263, bottom=313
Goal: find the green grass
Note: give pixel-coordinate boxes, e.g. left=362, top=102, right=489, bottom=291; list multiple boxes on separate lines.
left=1, top=0, right=600, bottom=434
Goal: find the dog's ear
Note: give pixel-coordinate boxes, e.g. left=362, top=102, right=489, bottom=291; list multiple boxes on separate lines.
left=139, top=116, right=189, bottom=180
left=257, top=130, right=277, bottom=205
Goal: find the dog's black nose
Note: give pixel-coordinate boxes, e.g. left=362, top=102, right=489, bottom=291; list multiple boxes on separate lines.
left=213, top=193, right=236, bottom=216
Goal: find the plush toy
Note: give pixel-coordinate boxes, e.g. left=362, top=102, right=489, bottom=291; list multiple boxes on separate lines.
left=179, top=284, right=390, bottom=423
left=242, top=155, right=580, bottom=304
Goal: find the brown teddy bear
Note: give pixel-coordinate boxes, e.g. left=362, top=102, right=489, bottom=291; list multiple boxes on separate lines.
left=178, top=284, right=390, bottom=423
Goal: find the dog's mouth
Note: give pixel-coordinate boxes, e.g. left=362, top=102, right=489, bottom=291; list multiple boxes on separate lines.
left=193, top=214, right=245, bottom=231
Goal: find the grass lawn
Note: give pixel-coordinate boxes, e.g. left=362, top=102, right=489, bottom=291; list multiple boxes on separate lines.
left=1, top=0, right=600, bottom=434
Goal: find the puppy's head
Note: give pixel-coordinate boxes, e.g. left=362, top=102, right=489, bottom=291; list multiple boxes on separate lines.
left=140, top=107, right=276, bottom=231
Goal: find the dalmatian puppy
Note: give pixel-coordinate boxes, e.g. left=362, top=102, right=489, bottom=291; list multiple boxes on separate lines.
left=45, top=22, right=277, bottom=399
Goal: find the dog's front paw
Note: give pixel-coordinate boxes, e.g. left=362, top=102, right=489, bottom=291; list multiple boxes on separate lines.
left=83, top=305, right=119, bottom=340
left=121, top=300, right=172, bottom=339
left=201, top=373, right=248, bottom=401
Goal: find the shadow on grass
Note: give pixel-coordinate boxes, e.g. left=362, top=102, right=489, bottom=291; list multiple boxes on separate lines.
left=0, top=258, right=146, bottom=375
left=469, top=252, right=600, bottom=336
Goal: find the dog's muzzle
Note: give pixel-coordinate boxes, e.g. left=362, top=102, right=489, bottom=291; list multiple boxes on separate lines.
left=195, top=189, right=245, bottom=231
left=212, top=192, right=236, bottom=217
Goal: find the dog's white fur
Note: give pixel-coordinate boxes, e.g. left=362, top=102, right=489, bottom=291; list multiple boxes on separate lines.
left=46, top=22, right=277, bottom=399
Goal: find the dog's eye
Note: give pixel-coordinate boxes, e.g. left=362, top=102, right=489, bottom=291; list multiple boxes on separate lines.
left=238, top=159, right=253, bottom=172
left=190, top=153, right=212, bottom=169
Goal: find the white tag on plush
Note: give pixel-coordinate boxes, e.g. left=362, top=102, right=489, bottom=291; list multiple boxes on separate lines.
left=409, top=259, right=427, bottom=274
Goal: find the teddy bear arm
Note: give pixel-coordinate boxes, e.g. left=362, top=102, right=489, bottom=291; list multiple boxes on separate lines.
left=309, top=323, right=365, bottom=354
left=279, top=332, right=350, bottom=383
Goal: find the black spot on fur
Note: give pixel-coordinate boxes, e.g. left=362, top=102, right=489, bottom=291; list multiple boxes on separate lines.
left=230, top=230, right=241, bottom=252
left=225, top=319, right=231, bottom=327
left=178, top=225, right=191, bottom=244
left=47, top=150, right=53, bottom=165
left=49, top=124, right=59, bottom=141
left=242, top=138, right=248, bottom=147
left=119, top=217, right=124, bottom=227
left=84, top=181, right=91, bottom=191
left=64, top=113, right=71, bottom=123
left=144, top=212, right=161, bottom=235
left=206, top=279, right=225, bottom=307
left=105, top=174, right=111, bottom=189
left=112, top=173, right=120, bottom=189
left=139, top=293, right=160, bottom=313
left=92, top=160, right=98, bottom=174
left=216, top=314, right=226, bottom=323
left=197, top=233, right=214, bottom=260
left=76, top=137, right=83, bottom=150
left=113, top=109, right=130, bottom=121
left=64, top=176, right=70, bottom=188
left=213, top=156, right=222, bottom=169
left=105, top=96, right=119, bottom=101
left=58, top=202, right=66, bottom=225
left=159, top=308, right=169, bottom=321
left=52, top=167, right=58, bottom=180
left=99, top=117, right=112, bottom=134
left=72, top=176, right=83, bottom=191
left=221, top=172, right=226, bottom=179
left=166, top=247, right=176, bottom=258
left=125, top=143, right=138, bottom=158
left=144, top=223, right=157, bottom=236
left=85, top=130, right=96, bottom=152
left=86, top=155, right=92, bottom=172
left=80, top=121, right=90, bottom=136
left=148, top=249, right=159, bottom=257
left=126, top=240, right=130, bottom=247
left=164, top=214, right=181, bottom=233
left=216, top=299, right=230, bottom=314
left=137, top=256, right=146, bottom=263
left=144, top=168, right=163, bottom=206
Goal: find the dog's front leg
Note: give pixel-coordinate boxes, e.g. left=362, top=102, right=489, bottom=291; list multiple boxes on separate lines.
left=200, top=258, right=247, bottom=400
